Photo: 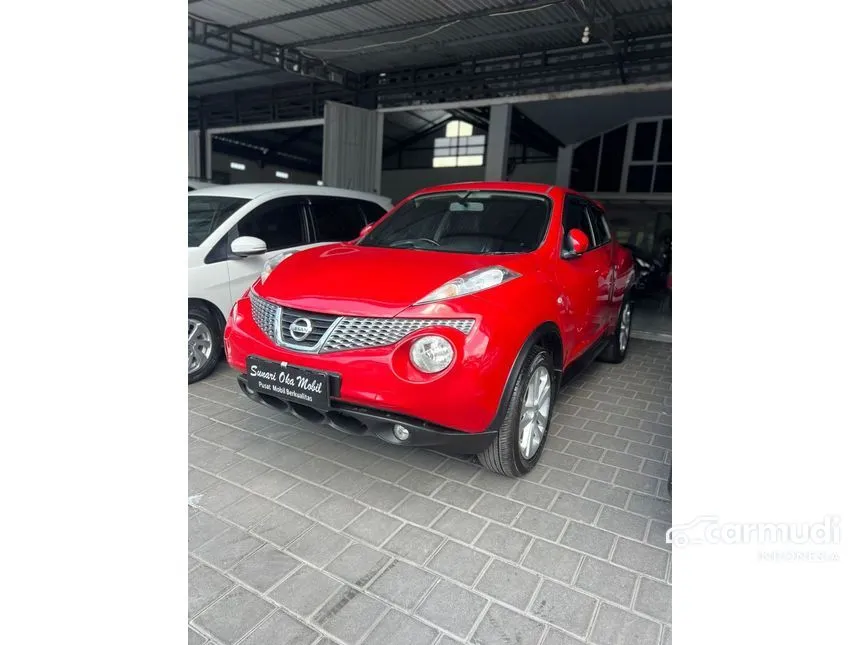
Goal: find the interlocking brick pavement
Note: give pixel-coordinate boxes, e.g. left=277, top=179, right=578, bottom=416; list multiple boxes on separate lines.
left=188, top=340, right=671, bottom=645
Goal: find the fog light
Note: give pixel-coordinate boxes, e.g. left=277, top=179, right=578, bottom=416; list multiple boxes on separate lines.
left=393, top=424, right=410, bottom=441
left=409, top=335, right=454, bottom=373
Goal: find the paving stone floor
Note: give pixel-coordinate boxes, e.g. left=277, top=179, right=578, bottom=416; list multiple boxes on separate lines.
left=189, top=340, right=672, bottom=645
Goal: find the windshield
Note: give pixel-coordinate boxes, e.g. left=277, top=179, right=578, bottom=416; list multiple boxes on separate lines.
left=360, top=191, right=551, bottom=254
left=188, top=196, right=249, bottom=247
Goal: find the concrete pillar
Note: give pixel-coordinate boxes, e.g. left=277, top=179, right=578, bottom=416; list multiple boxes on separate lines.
left=555, top=144, right=575, bottom=188
left=484, top=104, right=512, bottom=181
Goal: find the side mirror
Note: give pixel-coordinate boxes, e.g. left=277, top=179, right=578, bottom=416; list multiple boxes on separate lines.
left=230, top=236, right=267, bottom=257
left=562, top=229, right=590, bottom=259
left=359, top=223, right=374, bottom=238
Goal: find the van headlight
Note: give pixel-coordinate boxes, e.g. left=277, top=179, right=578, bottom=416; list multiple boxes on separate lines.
left=261, top=252, right=293, bottom=283
left=409, top=335, right=454, bottom=373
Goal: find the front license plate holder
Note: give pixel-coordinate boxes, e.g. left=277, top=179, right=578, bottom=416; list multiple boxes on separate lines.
left=246, top=356, right=331, bottom=410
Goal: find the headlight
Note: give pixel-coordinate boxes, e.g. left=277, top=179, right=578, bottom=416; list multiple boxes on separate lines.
left=416, top=266, right=520, bottom=304
left=260, top=252, right=293, bottom=283
left=409, top=335, right=454, bottom=373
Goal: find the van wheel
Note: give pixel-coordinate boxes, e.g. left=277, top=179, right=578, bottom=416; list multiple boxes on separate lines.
left=478, top=346, right=554, bottom=477
left=188, top=305, right=222, bottom=384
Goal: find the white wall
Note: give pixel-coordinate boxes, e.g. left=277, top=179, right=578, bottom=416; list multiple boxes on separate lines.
left=380, top=162, right=557, bottom=202
left=211, top=152, right=321, bottom=186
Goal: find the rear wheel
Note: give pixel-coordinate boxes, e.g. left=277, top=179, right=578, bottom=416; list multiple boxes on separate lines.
left=599, top=299, right=632, bottom=364
left=188, top=305, right=222, bottom=384
left=478, top=346, right=554, bottom=477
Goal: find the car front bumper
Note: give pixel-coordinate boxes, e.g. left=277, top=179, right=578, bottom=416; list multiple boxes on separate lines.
left=236, top=373, right=497, bottom=452
left=223, top=295, right=513, bottom=441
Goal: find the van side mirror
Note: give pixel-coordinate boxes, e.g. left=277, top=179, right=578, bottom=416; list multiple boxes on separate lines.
left=230, top=236, right=267, bottom=257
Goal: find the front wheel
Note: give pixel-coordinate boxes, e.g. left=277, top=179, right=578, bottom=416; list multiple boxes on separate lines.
left=478, top=346, right=554, bottom=477
left=188, top=305, right=222, bottom=384
left=599, top=300, right=632, bottom=364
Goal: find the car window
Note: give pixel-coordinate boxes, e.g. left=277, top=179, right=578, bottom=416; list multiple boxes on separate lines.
left=562, top=196, right=596, bottom=247
left=310, top=197, right=368, bottom=241
left=588, top=207, right=611, bottom=247
left=188, top=196, right=249, bottom=247
left=237, top=197, right=306, bottom=252
left=360, top=191, right=550, bottom=255
left=359, top=200, right=388, bottom=223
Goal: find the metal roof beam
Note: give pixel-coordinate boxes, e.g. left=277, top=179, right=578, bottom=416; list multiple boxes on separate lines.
left=189, top=55, right=237, bottom=69
left=189, top=69, right=276, bottom=88
left=188, top=16, right=359, bottom=89
left=206, top=0, right=383, bottom=36
left=289, top=0, right=556, bottom=49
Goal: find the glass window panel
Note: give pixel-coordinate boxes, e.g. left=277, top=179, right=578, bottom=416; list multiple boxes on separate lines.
left=433, top=156, right=457, bottom=167
left=597, top=124, right=627, bottom=192
left=626, top=164, right=655, bottom=192
left=653, top=164, right=672, bottom=192
left=658, top=119, right=671, bottom=162
left=632, top=121, right=658, bottom=161
left=457, top=155, right=484, bottom=166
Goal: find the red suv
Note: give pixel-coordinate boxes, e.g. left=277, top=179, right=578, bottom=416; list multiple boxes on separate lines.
left=224, top=182, right=635, bottom=477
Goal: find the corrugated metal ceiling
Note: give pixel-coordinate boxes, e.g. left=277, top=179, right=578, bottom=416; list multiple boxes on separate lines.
left=189, top=0, right=671, bottom=95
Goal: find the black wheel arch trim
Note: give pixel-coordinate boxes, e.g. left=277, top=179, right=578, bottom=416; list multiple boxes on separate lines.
left=488, top=322, right=563, bottom=433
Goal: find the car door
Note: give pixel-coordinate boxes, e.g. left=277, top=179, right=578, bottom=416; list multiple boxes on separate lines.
left=224, top=196, right=310, bottom=303
left=555, top=195, right=604, bottom=362
left=586, top=203, right=614, bottom=332
left=306, top=195, right=370, bottom=242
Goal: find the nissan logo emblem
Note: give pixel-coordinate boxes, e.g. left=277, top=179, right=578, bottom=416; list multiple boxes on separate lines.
left=289, top=317, right=313, bottom=342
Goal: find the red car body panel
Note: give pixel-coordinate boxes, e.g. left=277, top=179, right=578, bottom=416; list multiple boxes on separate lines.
left=224, top=181, right=634, bottom=436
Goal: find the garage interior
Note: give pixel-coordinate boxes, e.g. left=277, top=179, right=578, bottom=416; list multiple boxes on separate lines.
left=189, top=1, right=672, bottom=644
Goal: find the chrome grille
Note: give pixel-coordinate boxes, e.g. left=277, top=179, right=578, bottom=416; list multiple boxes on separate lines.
left=321, top=318, right=475, bottom=353
left=250, top=291, right=474, bottom=353
left=250, top=291, right=279, bottom=342
left=279, top=308, right=339, bottom=350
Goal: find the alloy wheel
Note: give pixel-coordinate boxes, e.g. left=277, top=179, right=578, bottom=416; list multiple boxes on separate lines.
left=188, top=318, right=213, bottom=375
left=518, top=365, right=551, bottom=460
left=619, top=303, right=632, bottom=353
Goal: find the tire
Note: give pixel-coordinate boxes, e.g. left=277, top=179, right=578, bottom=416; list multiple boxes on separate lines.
left=478, top=346, right=554, bottom=477
left=188, top=305, right=222, bottom=384
left=599, top=299, right=633, bottom=364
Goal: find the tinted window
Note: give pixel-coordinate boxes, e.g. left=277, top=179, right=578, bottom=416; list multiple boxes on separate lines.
left=361, top=191, right=550, bottom=255
left=562, top=196, right=595, bottom=247
left=632, top=121, right=658, bottom=161
left=589, top=208, right=611, bottom=246
left=188, top=196, right=249, bottom=247
left=359, top=200, right=388, bottom=223
left=626, top=165, right=654, bottom=192
left=310, top=197, right=368, bottom=242
left=597, top=124, right=627, bottom=192
left=237, top=197, right=306, bottom=251
left=658, top=119, right=672, bottom=162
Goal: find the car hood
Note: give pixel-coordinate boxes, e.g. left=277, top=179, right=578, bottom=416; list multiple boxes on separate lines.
left=254, top=243, right=537, bottom=317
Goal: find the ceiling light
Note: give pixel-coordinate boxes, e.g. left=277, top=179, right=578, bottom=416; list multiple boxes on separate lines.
left=230, top=162, right=246, bottom=171
left=275, top=171, right=290, bottom=179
